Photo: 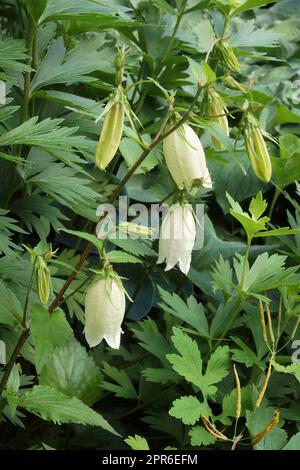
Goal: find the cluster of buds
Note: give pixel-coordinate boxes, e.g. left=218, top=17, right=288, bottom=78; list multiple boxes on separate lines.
left=163, top=123, right=212, bottom=190
left=216, top=39, right=240, bottom=73
left=207, top=88, right=229, bottom=149
left=243, top=113, right=272, bottom=183
left=157, top=203, right=196, bottom=275
left=84, top=269, right=126, bottom=349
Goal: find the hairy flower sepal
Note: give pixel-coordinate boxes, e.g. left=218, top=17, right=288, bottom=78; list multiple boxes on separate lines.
left=157, top=203, right=196, bottom=275
left=84, top=269, right=126, bottom=349
left=163, top=123, right=212, bottom=191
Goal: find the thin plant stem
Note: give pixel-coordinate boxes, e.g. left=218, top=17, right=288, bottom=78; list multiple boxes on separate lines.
left=0, top=264, right=35, bottom=396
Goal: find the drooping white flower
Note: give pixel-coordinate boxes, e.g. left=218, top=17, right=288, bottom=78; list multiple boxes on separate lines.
left=163, top=124, right=212, bottom=189
left=157, top=203, right=196, bottom=274
left=84, top=275, right=126, bottom=349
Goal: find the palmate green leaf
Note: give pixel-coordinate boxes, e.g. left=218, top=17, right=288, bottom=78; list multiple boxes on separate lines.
left=231, top=19, right=278, bottom=47
left=238, top=252, right=300, bottom=294
left=0, top=35, right=29, bottom=73
left=18, top=385, right=118, bottom=434
left=102, top=362, right=138, bottom=400
left=0, top=117, right=94, bottom=168
left=31, top=37, right=114, bottom=92
left=0, top=209, right=25, bottom=256
left=167, top=328, right=230, bottom=398
left=227, top=192, right=269, bottom=239
left=230, top=336, right=264, bottom=368
left=29, top=305, right=73, bottom=373
left=158, top=287, right=209, bottom=337
left=131, top=318, right=170, bottom=364
left=169, top=396, right=210, bottom=425
left=11, top=194, right=68, bottom=242
left=27, top=161, right=99, bottom=210
left=125, top=435, right=150, bottom=451
left=39, top=338, right=102, bottom=406
left=39, top=0, right=131, bottom=24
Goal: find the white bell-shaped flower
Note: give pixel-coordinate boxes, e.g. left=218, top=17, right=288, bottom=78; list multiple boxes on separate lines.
left=85, top=276, right=126, bottom=349
left=157, top=203, right=196, bottom=274
left=163, top=124, right=212, bottom=189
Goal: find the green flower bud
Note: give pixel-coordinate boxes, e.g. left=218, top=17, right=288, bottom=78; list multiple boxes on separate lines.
left=222, top=75, right=246, bottom=92
left=217, top=40, right=240, bottom=73
left=95, top=99, right=124, bottom=170
left=244, top=115, right=272, bottom=183
left=207, top=88, right=229, bottom=149
left=36, top=256, right=51, bottom=305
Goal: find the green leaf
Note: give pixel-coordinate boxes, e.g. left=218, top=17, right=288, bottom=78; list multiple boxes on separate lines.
left=102, top=362, right=138, bottom=400
left=246, top=405, right=287, bottom=450
left=39, top=0, right=130, bottom=24
left=119, top=137, right=161, bottom=174
left=131, top=319, right=170, bottom=364
left=158, top=287, right=209, bottom=337
left=0, top=35, right=30, bottom=73
left=29, top=305, right=73, bottom=373
left=189, top=426, right=216, bottom=446
left=283, top=432, right=300, bottom=450
left=232, top=0, right=280, bottom=16
left=272, top=362, right=300, bottom=383
left=106, top=250, right=142, bottom=264
left=0, top=117, right=94, bottom=169
left=227, top=192, right=269, bottom=239
left=125, top=435, right=150, bottom=450
left=0, top=210, right=25, bottom=256
left=111, top=238, right=156, bottom=258
left=0, top=280, right=23, bottom=327
left=272, top=134, right=300, bottom=189
left=39, top=338, right=102, bottom=406
left=169, top=396, right=210, bottom=425
left=31, top=37, right=114, bottom=92
left=18, top=385, right=118, bottom=434
left=167, top=328, right=230, bottom=398
left=230, top=336, right=264, bottom=368
left=143, top=368, right=179, bottom=385
left=61, top=228, right=103, bottom=254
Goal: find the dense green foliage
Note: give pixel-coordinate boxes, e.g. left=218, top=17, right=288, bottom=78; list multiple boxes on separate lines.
left=1, top=0, right=300, bottom=451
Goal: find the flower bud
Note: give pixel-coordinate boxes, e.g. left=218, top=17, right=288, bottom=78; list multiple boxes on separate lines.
left=36, top=256, right=51, bottom=305
left=84, top=275, right=126, bottom=349
left=216, top=40, right=240, bottom=73
left=207, top=89, right=229, bottom=149
left=244, top=115, right=272, bottom=183
left=222, top=75, right=246, bottom=92
left=157, top=203, right=196, bottom=274
left=95, top=100, right=124, bottom=170
left=163, top=124, right=212, bottom=190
